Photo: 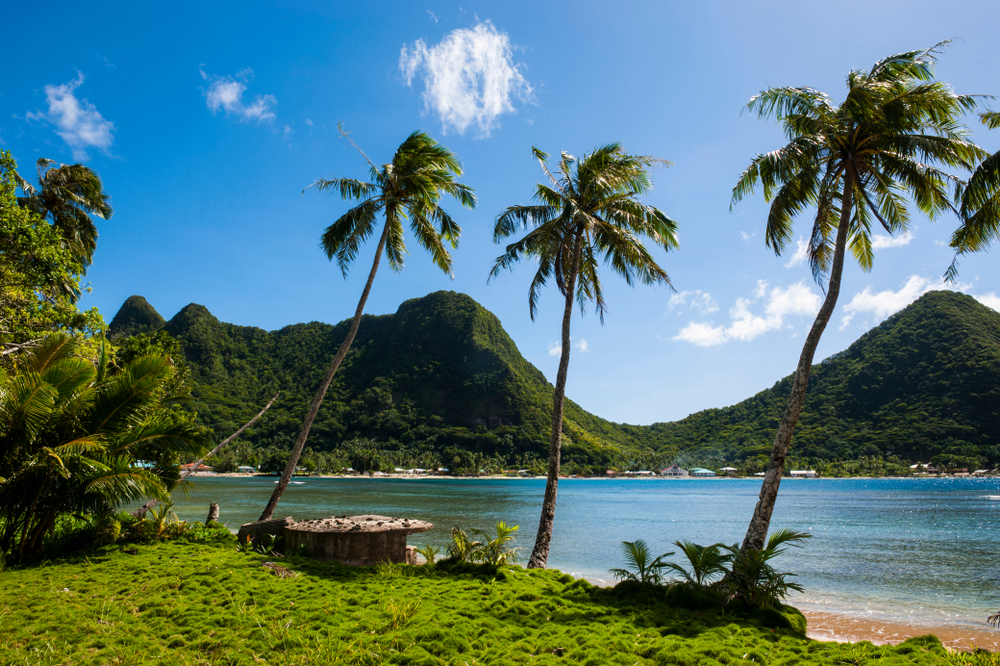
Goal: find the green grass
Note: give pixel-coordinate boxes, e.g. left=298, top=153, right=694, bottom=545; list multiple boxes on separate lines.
left=0, top=538, right=970, bottom=665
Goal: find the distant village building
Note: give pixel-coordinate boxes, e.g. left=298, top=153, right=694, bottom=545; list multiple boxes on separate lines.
left=790, top=470, right=817, bottom=478
left=690, top=468, right=716, bottom=477
left=181, top=463, right=213, bottom=474
left=237, top=466, right=256, bottom=474
left=719, top=467, right=739, bottom=477
left=660, top=465, right=688, bottom=477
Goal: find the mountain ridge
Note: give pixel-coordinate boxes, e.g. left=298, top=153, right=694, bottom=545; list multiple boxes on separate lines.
left=108, top=289, right=1000, bottom=470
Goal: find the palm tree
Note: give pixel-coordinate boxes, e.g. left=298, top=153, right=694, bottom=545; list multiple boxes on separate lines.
left=491, top=144, right=678, bottom=568
left=0, top=334, right=208, bottom=558
left=15, top=158, right=112, bottom=273
left=731, top=43, right=985, bottom=551
left=258, top=129, right=475, bottom=521
left=946, top=111, right=1000, bottom=278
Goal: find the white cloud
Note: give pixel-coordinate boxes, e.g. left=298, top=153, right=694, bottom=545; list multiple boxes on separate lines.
left=839, top=275, right=944, bottom=329
left=548, top=337, right=589, bottom=355
left=839, top=275, right=1000, bottom=328
left=668, top=290, right=718, bottom=315
left=673, top=280, right=821, bottom=347
left=399, top=21, right=531, bottom=137
left=200, top=67, right=276, bottom=123
left=871, top=231, right=913, bottom=250
left=305, top=118, right=314, bottom=126
left=975, top=293, right=1000, bottom=312
left=934, top=240, right=949, bottom=248
left=784, top=237, right=808, bottom=268
left=740, top=231, right=753, bottom=241
left=673, top=321, right=728, bottom=347
left=26, top=72, right=114, bottom=160
left=427, top=10, right=439, bottom=22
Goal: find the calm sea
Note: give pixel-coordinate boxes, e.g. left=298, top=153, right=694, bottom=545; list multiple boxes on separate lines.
left=169, top=476, right=1000, bottom=635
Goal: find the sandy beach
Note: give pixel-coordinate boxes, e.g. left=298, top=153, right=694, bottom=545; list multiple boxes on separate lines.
left=802, top=610, right=1000, bottom=651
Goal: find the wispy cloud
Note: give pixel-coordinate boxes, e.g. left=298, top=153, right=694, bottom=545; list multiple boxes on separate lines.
left=673, top=280, right=821, bottom=347
left=668, top=290, right=719, bottom=315
left=547, top=337, right=589, bottom=356
left=740, top=231, right=754, bottom=241
left=399, top=20, right=531, bottom=137
left=200, top=67, right=276, bottom=123
left=839, top=275, right=978, bottom=329
left=976, top=293, right=1000, bottom=312
left=871, top=231, right=913, bottom=250
left=427, top=9, right=439, bottom=22
left=784, top=237, right=808, bottom=268
left=25, top=72, right=114, bottom=161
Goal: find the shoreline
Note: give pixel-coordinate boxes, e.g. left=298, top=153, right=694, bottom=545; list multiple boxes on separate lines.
left=801, top=609, right=1000, bottom=651
left=193, top=472, right=996, bottom=481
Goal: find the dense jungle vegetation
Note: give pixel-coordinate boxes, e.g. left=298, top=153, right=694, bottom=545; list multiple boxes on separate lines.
left=109, top=289, right=1000, bottom=476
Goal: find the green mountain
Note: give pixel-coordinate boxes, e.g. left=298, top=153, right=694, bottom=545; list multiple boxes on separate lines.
left=107, top=295, right=165, bottom=338
left=108, top=289, right=1000, bottom=471
left=110, top=291, right=632, bottom=467
left=634, top=290, right=1000, bottom=468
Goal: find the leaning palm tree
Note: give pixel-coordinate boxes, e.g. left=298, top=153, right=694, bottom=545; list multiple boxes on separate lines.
left=258, top=129, right=475, bottom=521
left=15, top=158, right=112, bottom=273
left=491, top=144, right=678, bottom=568
left=946, top=111, right=1000, bottom=279
left=731, top=42, right=985, bottom=551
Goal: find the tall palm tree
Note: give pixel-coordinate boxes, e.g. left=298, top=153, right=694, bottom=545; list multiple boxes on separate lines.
left=946, top=111, right=1000, bottom=278
left=491, top=144, right=678, bottom=568
left=15, top=158, right=112, bottom=273
left=258, top=129, right=475, bottom=521
left=731, top=43, right=985, bottom=551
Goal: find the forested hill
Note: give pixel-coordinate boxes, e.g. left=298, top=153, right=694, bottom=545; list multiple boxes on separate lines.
left=109, top=289, right=1000, bottom=470
left=109, top=291, right=633, bottom=466
left=631, top=290, right=1000, bottom=467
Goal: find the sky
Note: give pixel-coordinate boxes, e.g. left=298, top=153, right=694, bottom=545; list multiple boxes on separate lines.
left=2, top=1, right=999, bottom=426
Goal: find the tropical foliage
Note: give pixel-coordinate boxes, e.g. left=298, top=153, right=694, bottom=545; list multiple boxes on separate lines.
left=608, top=539, right=674, bottom=585
left=611, top=529, right=810, bottom=609
left=720, top=529, right=811, bottom=609
left=0, top=334, right=209, bottom=558
left=14, top=157, right=113, bottom=270
left=731, top=42, right=987, bottom=549
left=947, top=110, right=1000, bottom=278
left=259, top=129, right=475, bottom=521
left=492, top=143, right=678, bottom=567
left=0, top=152, right=104, bottom=360
left=445, top=522, right=521, bottom=565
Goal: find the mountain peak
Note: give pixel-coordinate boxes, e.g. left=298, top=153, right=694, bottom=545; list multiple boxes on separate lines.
left=108, top=295, right=165, bottom=338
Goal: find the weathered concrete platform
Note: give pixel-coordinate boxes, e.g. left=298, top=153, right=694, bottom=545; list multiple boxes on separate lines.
left=283, top=515, right=433, bottom=565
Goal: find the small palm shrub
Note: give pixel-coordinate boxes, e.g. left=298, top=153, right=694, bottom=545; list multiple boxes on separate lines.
left=445, top=522, right=521, bottom=565
left=414, top=544, right=440, bottom=565
left=609, top=540, right=673, bottom=585
left=662, top=540, right=730, bottom=591
left=720, top=528, right=811, bottom=609
left=472, top=522, right=520, bottom=565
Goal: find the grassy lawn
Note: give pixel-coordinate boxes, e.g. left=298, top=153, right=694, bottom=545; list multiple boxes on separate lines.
left=0, top=537, right=977, bottom=665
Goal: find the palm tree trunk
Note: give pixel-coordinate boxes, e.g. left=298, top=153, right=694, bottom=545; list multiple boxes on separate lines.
left=258, top=221, right=390, bottom=522
left=527, top=230, right=584, bottom=569
left=742, top=176, right=854, bottom=551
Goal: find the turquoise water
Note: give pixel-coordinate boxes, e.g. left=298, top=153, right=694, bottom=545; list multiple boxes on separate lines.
left=169, top=476, right=1000, bottom=633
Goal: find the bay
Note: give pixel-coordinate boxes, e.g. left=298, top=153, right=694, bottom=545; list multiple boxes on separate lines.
left=169, top=476, right=1000, bottom=636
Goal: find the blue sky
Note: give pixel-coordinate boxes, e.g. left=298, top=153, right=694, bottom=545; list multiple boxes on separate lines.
left=3, top=1, right=998, bottom=425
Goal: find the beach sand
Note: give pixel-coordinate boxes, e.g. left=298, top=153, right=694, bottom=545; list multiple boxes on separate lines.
left=802, top=610, right=1000, bottom=651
